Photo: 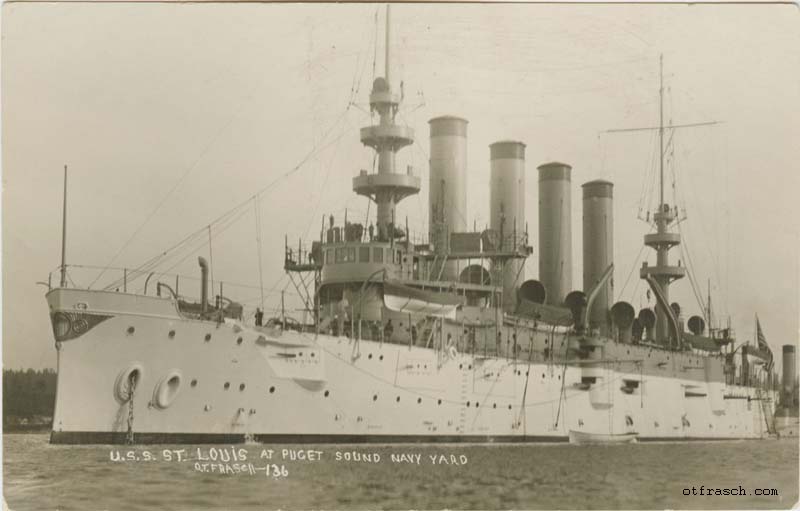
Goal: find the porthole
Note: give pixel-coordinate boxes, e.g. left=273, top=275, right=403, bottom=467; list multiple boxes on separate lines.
left=373, top=394, right=378, bottom=401
left=542, top=373, right=545, bottom=378
left=417, top=398, right=422, bottom=404
left=437, top=399, right=442, bottom=405
left=468, top=365, right=472, bottom=369
left=459, top=364, right=463, bottom=369
left=236, top=337, right=243, bottom=345
left=224, top=382, right=230, bottom=390
left=191, top=379, right=197, bottom=387
left=508, top=405, right=512, bottom=410
left=311, top=353, right=315, bottom=358
left=379, top=355, right=384, bottom=361
left=168, top=330, right=176, bottom=339
left=466, top=401, right=470, bottom=407
left=368, top=354, right=373, bottom=359
left=324, top=390, right=330, bottom=397
left=493, top=403, right=497, bottom=409
left=396, top=396, right=400, bottom=402
left=205, top=333, right=211, bottom=342
left=475, top=402, right=479, bottom=408
left=269, top=386, right=275, bottom=393
left=127, top=326, right=135, bottom=335
left=239, top=383, right=245, bottom=391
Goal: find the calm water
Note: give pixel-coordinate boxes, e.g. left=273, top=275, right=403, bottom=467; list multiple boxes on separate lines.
left=3, top=434, right=798, bottom=510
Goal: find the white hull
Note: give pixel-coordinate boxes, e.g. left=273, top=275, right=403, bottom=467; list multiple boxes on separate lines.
left=48, top=289, right=775, bottom=444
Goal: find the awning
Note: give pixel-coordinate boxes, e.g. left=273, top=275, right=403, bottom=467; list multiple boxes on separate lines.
left=382, top=281, right=461, bottom=319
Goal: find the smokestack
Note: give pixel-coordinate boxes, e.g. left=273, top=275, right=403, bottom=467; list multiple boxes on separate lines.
left=783, top=344, right=796, bottom=406
left=198, top=257, right=209, bottom=314
left=538, top=162, right=572, bottom=306
left=582, top=180, right=613, bottom=334
left=429, top=116, right=468, bottom=280
left=490, top=141, right=526, bottom=312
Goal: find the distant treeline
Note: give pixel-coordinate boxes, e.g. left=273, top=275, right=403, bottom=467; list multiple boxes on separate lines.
left=3, top=369, right=57, bottom=429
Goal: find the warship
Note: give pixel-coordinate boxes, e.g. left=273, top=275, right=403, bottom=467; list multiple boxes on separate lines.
left=45, top=7, right=790, bottom=444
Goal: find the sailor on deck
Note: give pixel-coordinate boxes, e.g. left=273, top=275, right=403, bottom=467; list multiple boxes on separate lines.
left=384, top=319, right=394, bottom=342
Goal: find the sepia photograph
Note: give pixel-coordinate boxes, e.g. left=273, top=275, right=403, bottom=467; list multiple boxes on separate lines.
left=2, top=1, right=799, bottom=509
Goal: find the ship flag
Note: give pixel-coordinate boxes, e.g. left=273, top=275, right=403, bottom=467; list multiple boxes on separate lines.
left=756, top=315, right=773, bottom=372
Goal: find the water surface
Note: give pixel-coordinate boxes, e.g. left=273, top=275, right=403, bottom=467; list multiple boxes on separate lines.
left=4, top=434, right=798, bottom=510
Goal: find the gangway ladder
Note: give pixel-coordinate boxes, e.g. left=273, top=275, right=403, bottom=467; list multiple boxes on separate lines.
left=756, top=387, right=775, bottom=436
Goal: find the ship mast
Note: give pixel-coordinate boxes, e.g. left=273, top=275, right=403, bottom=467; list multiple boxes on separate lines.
left=606, top=56, right=720, bottom=347
left=352, top=4, right=419, bottom=241
left=640, top=55, right=685, bottom=346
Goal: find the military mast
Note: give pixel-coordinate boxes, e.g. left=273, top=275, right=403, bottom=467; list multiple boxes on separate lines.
left=352, top=4, right=420, bottom=241
left=605, top=56, right=720, bottom=347
left=639, top=56, right=686, bottom=346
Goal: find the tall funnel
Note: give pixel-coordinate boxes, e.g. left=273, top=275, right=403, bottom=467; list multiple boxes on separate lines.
left=429, top=116, right=468, bottom=280
left=538, top=162, right=572, bottom=306
left=783, top=345, right=796, bottom=407
left=582, top=180, right=614, bottom=333
left=490, top=141, right=526, bottom=312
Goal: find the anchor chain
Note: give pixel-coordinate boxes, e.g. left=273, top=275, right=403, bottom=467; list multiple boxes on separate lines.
left=126, top=372, right=137, bottom=445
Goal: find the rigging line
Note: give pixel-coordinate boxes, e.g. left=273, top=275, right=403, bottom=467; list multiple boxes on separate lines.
left=208, top=225, right=214, bottom=299
left=352, top=8, right=375, bottom=99
left=103, top=203, right=246, bottom=290
left=90, top=78, right=270, bottom=290
left=101, top=185, right=248, bottom=290
left=114, top=103, right=354, bottom=285
left=301, top=116, right=354, bottom=240
left=674, top=142, right=726, bottom=315
left=619, top=243, right=647, bottom=299
left=158, top=205, right=254, bottom=278
left=637, top=130, right=655, bottom=217
left=675, top=218, right=707, bottom=316
left=255, top=197, right=265, bottom=310
left=371, top=6, right=379, bottom=81
left=124, top=203, right=253, bottom=292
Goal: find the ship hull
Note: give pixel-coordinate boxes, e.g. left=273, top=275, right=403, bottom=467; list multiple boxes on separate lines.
left=48, top=289, right=775, bottom=444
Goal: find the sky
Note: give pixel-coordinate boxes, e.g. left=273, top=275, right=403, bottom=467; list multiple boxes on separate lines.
left=2, top=2, right=799, bottom=370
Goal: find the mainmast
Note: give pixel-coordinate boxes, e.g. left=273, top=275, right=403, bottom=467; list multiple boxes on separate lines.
left=352, top=4, right=420, bottom=241
left=659, top=55, right=664, bottom=208
left=639, top=55, right=686, bottom=345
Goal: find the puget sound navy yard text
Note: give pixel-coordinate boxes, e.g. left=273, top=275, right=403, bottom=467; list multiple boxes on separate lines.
left=109, top=447, right=469, bottom=476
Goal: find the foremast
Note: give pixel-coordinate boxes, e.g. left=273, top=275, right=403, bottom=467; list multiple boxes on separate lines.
left=352, top=5, right=420, bottom=241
